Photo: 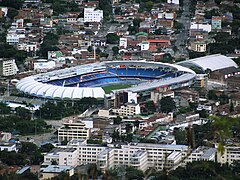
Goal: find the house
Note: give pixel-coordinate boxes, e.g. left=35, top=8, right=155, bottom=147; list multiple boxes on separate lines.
left=40, top=165, right=75, bottom=180
left=190, top=41, right=207, bottom=52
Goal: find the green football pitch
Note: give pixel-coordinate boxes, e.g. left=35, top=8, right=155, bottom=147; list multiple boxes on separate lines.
left=102, top=84, right=132, bottom=94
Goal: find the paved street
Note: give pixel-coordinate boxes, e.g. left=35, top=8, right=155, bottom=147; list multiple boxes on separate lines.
left=174, top=0, right=191, bottom=58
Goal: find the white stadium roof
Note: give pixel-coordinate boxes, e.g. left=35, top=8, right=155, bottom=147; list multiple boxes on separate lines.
left=177, top=54, right=238, bottom=71
left=16, top=76, right=105, bottom=99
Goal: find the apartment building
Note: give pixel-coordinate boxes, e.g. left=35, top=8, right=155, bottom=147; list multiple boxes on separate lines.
left=67, top=139, right=107, bottom=165
left=51, top=140, right=218, bottom=173
left=185, top=146, right=216, bottom=164
left=84, top=8, right=103, bottom=22
left=43, top=148, right=78, bottom=167
left=112, top=103, right=141, bottom=117
left=97, top=147, right=149, bottom=172
left=217, top=145, right=240, bottom=165
left=58, top=121, right=90, bottom=142
left=65, top=140, right=190, bottom=172
left=0, top=58, right=18, bottom=76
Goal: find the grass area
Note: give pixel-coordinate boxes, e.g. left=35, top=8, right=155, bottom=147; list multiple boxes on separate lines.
left=103, top=84, right=132, bottom=94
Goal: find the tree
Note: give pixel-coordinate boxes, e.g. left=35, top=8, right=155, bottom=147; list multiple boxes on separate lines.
left=113, top=116, right=122, bottom=125
left=39, top=143, right=54, bottom=153
left=7, top=7, right=19, bottom=19
left=159, top=97, right=176, bottom=113
left=207, top=90, right=217, bottom=100
left=112, top=46, right=119, bottom=56
left=145, top=100, right=156, bottom=114
left=106, top=33, right=120, bottom=44
left=125, top=166, right=144, bottom=180
left=88, top=46, right=93, bottom=52
left=173, top=20, right=184, bottom=30
left=15, top=107, right=31, bottom=120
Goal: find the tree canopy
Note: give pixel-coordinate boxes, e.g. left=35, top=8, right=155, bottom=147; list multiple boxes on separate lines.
left=159, top=97, right=176, bottom=113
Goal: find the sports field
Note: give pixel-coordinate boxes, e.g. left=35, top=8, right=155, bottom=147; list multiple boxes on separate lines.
left=103, top=84, right=132, bottom=94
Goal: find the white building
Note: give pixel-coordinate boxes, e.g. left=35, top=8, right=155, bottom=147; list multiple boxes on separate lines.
left=67, top=139, right=107, bottom=165
left=65, top=140, right=190, bottom=172
left=43, top=148, right=78, bottom=167
left=17, top=42, right=39, bottom=52
left=54, top=140, right=218, bottom=173
left=113, top=103, right=141, bottom=117
left=40, top=165, right=74, bottom=180
left=185, top=146, right=216, bottom=163
left=167, top=0, right=179, bottom=4
left=0, top=132, right=12, bottom=142
left=119, top=38, right=128, bottom=49
left=141, top=41, right=150, bottom=51
left=0, top=58, right=18, bottom=76
left=0, top=7, right=8, bottom=17
left=34, top=60, right=56, bottom=72
left=84, top=8, right=103, bottom=22
left=58, top=121, right=90, bottom=142
left=0, top=143, right=17, bottom=152
left=190, top=23, right=212, bottom=33
left=217, top=145, right=240, bottom=165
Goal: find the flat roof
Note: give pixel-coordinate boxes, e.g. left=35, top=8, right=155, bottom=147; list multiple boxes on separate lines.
left=41, top=165, right=74, bottom=173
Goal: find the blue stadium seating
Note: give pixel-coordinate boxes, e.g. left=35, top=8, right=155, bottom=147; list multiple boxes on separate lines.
left=44, top=68, right=177, bottom=88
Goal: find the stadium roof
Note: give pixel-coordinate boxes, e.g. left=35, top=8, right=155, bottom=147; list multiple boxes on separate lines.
left=117, top=73, right=196, bottom=93
left=177, top=54, right=238, bottom=72
left=16, top=76, right=105, bottom=99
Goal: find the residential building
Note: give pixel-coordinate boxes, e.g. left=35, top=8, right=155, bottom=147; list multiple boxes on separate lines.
left=176, top=113, right=200, bottom=122
left=40, top=165, right=74, bottom=180
left=194, top=74, right=208, bottom=88
left=67, top=139, right=107, bottom=165
left=167, top=0, right=179, bottom=4
left=112, top=103, right=141, bottom=117
left=190, top=41, right=207, bottom=52
left=185, top=146, right=216, bottom=163
left=0, top=142, right=17, bottom=152
left=58, top=121, right=90, bottom=142
left=212, top=16, right=222, bottom=31
left=43, top=148, right=78, bottom=167
left=217, top=145, right=240, bottom=165
left=0, top=132, right=12, bottom=142
left=0, top=7, right=8, bottom=17
left=0, top=58, right=18, bottom=76
left=84, top=8, right=103, bottom=22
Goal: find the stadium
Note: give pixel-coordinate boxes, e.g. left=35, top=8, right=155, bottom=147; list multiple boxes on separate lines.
left=16, top=61, right=196, bottom=100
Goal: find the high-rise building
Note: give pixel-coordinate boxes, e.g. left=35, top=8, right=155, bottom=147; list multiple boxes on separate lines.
left=0, top=58, right=18, bottom=76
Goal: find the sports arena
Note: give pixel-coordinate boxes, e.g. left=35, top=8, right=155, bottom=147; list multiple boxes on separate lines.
left=16, top=61, right=196, bottom=100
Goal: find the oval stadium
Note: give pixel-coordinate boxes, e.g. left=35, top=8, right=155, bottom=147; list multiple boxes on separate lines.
left=16, top=61, right=196, bottom=100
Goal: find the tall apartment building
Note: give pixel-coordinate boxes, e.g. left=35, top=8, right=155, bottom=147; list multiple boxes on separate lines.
left=58, top=121, right=90, bottom=142
left=0, top=58, right=18, bottom=76
left=84, top=8, right=103, bottom=22
left=43, top=148, right=78, bottom=167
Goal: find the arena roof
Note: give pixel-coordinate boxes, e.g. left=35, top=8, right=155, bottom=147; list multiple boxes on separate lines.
left=177, top=54, right=238, bottom=72
left=16, top=76, right=105, bottom=99
left=116, top=73, right=196, bottom=93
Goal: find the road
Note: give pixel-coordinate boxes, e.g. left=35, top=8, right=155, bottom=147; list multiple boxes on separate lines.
left=174, top=0, right=191, bottom=59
